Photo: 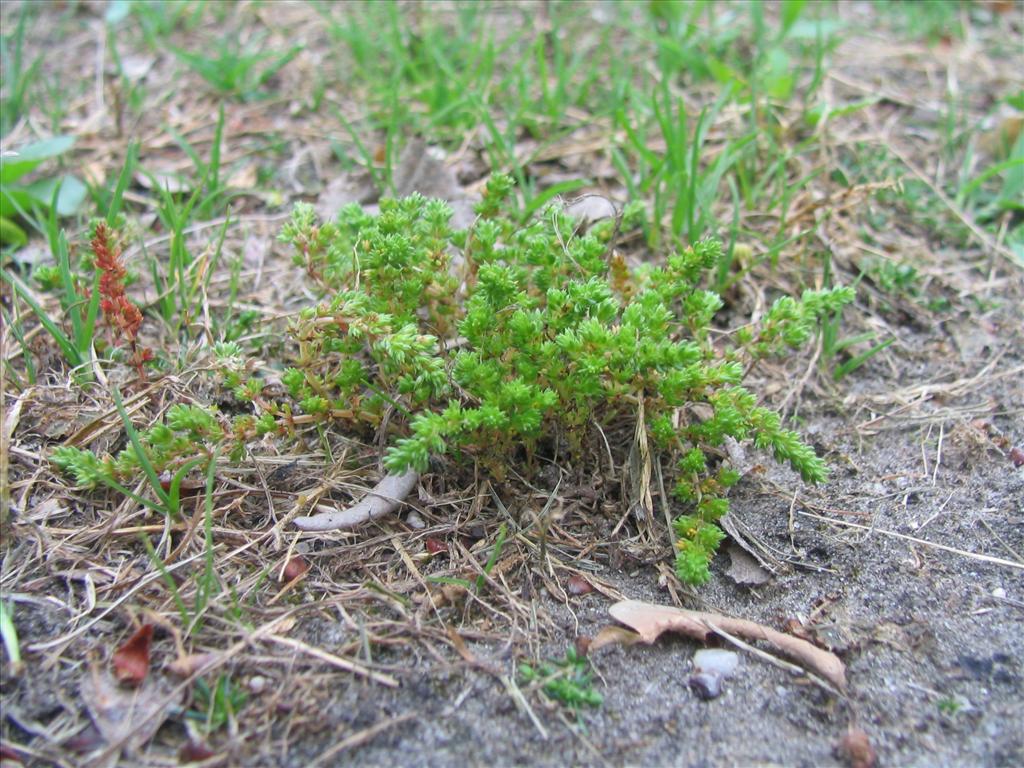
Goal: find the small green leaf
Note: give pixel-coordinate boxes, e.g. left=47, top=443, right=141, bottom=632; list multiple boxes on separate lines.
left=0, top=215, right=27, bottom=246
left=522, top=179, right=591, bottom=220
left=24, top=175, right=88, bottom=216
left=805, top=97, right=881, bottom=128
left=0, top=136, right=76, bottom=184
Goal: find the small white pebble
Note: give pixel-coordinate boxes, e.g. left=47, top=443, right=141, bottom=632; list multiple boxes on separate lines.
left=405, top=511, right=426, bottom=529
left=992, top=587, right=1007, bottom=599
left=249, top=676, right=267, bottom=694
left=693, top=649, right=740, bottom=678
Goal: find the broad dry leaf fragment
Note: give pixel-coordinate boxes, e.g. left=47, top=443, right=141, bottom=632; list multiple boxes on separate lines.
left=391, top=138, right=476, bottom=229
left=565, top=195, right=616, bottom=224
left=112, top=624, right=154, bottom=686
left=566, top=574, right=594, bottom=596
left=281, top=556, right=310, bottom=582
left=81, top=669, right=174, bottom=754
left=606, top=599, right=847, bottom=691
left=315, top=172, right=377, bottom=219
left=835, top=726, right=877, bottom=768
left=588, top=625, right=644, bottom=653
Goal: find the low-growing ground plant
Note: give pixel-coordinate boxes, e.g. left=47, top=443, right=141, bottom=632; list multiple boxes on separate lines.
left=50, top=177, right=851, bottom=585
left=269, top=176, right=852, bottom=583
left=520, top=646, right=602, bottom=711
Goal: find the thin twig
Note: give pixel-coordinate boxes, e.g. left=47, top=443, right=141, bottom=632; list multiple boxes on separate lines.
left=797, top=509, right=1024, bottom=568
left=501, top=674, right=549, bottom=741
left=701, top=619, right=842, bottom=696
left=308, top=713, right=417, bottom=767
left=263, top=634, right=399, bottom=687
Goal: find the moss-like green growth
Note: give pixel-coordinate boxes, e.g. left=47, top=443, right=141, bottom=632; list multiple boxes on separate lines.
left=54, top=176, right=853, bottom=584
left=275, top=176, right=852, bottom=583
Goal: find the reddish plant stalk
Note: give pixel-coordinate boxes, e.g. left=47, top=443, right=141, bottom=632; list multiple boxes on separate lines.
left=92, top=222, right=153, bottom=380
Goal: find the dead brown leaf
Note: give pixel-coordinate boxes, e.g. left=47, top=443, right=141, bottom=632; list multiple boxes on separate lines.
left=588, top=625, right=644, bottom=653
left=565, top=574, right=594, bottom=596
left=281, top=556, right=310, bottom=582
left=112, top=624, right=154, bottom=686
left=425, top=537, right=448, bottom=556
left=605, top=599, right=847, bottom=691
left=835, top=726, right=877, bottom=768
left=446, top=627, right=477, bottom=664
left=575, top=636, right=592, bottom=657
left=179, top=740, right=217, bottom=763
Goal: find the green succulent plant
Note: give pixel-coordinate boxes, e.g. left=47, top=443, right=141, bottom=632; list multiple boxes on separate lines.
left=53, top=176, right=852, bottom=584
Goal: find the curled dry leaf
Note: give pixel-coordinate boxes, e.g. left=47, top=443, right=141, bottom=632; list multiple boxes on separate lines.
left=425, top=537, right=448, bottom=555
left=835, top=726, right=877, bottom=768
left=158, top=471, right=204, bottom=494
left=589, top=625, right=643, bottom=653
left=566, top=574, right=594, bottom=596
left=1010, top=446, right=1024, bottom=468
left=179, top=740, right=217, bottom=763
left=725, top=542, right=773, bottom=586
left=113, top=624, right=154, bottom=686
left=575, top=636, right=592, bottom=657
left=446, top=627, right=477, bottom=665
left=603, top=599, right=847, bottom=691
left=565, top=194, right=617, bottom=225
left=282, top=556, right=310, bottom=582
left=783, top=617, right=819, bottom=646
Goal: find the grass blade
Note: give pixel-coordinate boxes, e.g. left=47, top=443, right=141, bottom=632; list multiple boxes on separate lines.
left=111, top=388, right=172, bottom=511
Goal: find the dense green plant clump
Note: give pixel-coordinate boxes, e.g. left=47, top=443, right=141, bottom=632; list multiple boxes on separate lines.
left=52, top=176, right=853, bottom=584
left=274, top=176, right=853, bottom=583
